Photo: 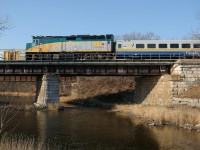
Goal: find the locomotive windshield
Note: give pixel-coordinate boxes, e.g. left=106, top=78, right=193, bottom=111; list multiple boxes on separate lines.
left=33, top=39, right=39, bottom=45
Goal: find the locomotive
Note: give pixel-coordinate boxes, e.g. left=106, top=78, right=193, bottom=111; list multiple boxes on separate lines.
left=26, top=34, right=114, bottom=61
left=25, top=34, right=200, bottom=61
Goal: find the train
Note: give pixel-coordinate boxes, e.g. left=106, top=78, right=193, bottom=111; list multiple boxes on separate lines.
left=24, top=34, right=200, bottom=61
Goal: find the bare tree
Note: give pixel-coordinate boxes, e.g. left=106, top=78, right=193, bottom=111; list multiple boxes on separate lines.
left=185, top=13, right=200, bottom=40
left=189, top=31, right=200, bottom=40
left=0, top=83, right=20, bottom=137
left=115, top=31, right=161, bottom=41
left=0, top=16, right=10, bottom=35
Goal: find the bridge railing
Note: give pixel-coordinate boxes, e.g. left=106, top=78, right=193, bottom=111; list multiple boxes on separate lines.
left=0, top=52, right=200, bottom=62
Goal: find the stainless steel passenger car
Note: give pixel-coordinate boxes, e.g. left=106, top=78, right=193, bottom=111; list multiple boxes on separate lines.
left=116, top=40, right=200, bottom=58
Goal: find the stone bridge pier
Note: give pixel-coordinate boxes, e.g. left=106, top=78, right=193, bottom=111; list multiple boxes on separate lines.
left=134, top=60, right=200, bottom=107
left=34, top=74, right=60, bottom=110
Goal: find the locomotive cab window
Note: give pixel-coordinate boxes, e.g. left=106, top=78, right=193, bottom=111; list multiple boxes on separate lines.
left=147, top=44, right=156, bottom=48
left=170, top=44, right=179, bottom=48
left=194, top=44, right=200, bottom=48
left=82, top=36, right=90, bottom=40
left=182, top=44, right=190, bottom=48
left=159, top=44, right=167, bottom=48
left=106, top=34, right=113, bottom=39
left=33, top=39, right=39, bottom=44
left=66, top=36, right=76, bottom=40
left=136, top=44, right=145, bottom=48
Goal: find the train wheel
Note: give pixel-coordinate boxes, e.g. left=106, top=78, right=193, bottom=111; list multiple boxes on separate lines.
left=33, top=54, right=38, bottom=60
left=91, top=54, right=98, bottom=60
left=82, top=54, right=92, bottom=61
left=25, top=54, right=32, bottom=61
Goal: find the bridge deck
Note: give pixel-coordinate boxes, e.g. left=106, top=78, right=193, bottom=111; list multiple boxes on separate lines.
left=0, top=59, right=198, bottom=76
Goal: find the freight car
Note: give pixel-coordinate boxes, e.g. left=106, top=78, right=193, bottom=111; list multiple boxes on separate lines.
left=26, top=34, right=114, bottom=61
left=1, top=50, right=26, bottom=61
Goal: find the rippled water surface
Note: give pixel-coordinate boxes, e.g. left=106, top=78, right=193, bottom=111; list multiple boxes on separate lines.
left=5, top=105, right=200, bottom=149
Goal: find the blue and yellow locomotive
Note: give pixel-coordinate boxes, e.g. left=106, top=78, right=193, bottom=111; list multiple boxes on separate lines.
left=26, top=34, right=114, bottom=60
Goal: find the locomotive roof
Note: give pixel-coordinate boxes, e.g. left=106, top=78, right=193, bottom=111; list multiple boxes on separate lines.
left=116, top=40, right=200, bottom=43
left=33, top=34, right=114, bottom=39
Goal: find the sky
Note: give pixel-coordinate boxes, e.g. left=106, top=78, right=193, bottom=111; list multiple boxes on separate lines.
left=0, top=0, right=200, bottom=49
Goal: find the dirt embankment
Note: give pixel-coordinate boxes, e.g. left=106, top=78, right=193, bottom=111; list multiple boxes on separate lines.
left=77, top=76, right=134, bottom=98
left=0, top=82, right=37, bottom=105
left=61, top=76, right=135, bottom=105
left=177, top=85, right=200, bottom=99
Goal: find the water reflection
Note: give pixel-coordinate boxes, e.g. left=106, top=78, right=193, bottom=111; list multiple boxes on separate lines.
left=36, top=111, right=60, bottom=141
left=151, top=126, right=200, bottom=150
left=35, top=108, right=159, bottom=149
left=6, top=107, right=200, bottom=149
left=130, top=117, right=200, bottom=150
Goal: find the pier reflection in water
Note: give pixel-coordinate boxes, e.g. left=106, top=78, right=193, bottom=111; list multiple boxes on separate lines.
left=7, top=106, right=200, bottom=149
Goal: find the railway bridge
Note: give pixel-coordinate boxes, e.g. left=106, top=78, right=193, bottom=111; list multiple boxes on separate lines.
left=0, top=59, right=200, bottom=109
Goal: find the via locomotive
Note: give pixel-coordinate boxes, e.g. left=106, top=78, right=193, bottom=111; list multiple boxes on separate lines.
left=25, top=34, right=200, bottom=60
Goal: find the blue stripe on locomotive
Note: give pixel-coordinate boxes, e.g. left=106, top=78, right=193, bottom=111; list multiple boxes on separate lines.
left=116, top=52, right=200, bottom=57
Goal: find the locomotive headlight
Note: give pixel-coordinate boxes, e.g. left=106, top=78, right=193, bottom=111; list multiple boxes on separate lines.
left=160, top=66, right=166, bottom=73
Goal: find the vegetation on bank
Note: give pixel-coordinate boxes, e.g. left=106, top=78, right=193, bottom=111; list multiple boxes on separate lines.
left=112, top=104, right=200, bottom=130
left=0, top=135, right=44, bottom=150
left=0, top=135, right=61, bottom=150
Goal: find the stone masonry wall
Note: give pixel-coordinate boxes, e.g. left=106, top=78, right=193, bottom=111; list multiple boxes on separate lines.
left=171, top=61, right=200, bottom=107
left=36, top=75, right=60, bottom=107
left=134, top=60, right=200, bottom=107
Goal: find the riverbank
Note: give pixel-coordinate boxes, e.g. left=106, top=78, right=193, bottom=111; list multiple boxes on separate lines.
left=0, top=134, right=62, bottom=150
left=65, top=97, right=200, bottom=131
left=112, top=104, right=200, bottom=131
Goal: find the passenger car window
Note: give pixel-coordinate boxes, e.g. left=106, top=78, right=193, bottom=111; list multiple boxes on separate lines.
left=118, top=44, right=122, bottom=48
left=194, top=44, right=200, bottom=48
left=147, top=44, right=156, bottom=48
left=136, top=44, right=145, bottom=48
left=170, top=44, right=179, bottom=48
left=159, top=44, right=167, bottom=48
left=182, top=44, right=190, bottom=48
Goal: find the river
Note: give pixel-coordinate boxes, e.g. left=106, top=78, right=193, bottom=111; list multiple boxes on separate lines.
left=4, top=105, right=200, bottom=150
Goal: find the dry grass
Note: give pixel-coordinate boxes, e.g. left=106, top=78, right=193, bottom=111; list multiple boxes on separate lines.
left=0, top=92, right=35, bottom=96
left=112, top=104, right=200, bottom=126
left=23, top=104, right=35, bottom=111
left=0, top=135, right=59, bottom=150
left=47, top=103, right=63, bottom=111
left=0, top=134, right=63, bottom=150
